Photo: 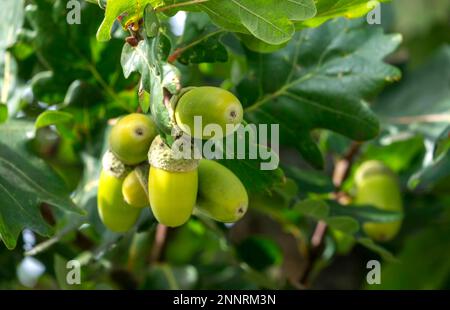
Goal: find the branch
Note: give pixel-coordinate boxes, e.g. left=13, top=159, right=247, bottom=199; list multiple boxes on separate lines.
left=25, top=220, right=83, bottom=256
left=299, top=142, right=361, bottom=287
left=156, top=0, right=209, bottom=13
left=333, top=142, right=362, bottom=189
left=387, top=114, right=450, bottom=124
left=150, top=224, right=169, bottom=262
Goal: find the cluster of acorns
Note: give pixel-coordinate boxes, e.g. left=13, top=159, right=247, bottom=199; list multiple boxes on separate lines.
left=97, top=87, right=249, bottom=232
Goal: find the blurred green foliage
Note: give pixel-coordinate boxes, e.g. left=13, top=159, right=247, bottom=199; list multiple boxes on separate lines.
left=0, top=0, right=449, bottom=290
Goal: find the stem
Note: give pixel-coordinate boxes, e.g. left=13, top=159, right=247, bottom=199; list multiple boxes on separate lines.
left=156, top=0, right=209, bottom=13
left=24, top=220, right=83, bottom=256
left=244, top=90, right=283, bottom=113
left=311, top=221, right=328, bottom=248
left=332, top=142, right=361, bottom=189
left=150, top=224, right=168, bottom=262
left=244, top=73, right=314, bottom=113
left=299, top=142, right=362, bottom=287
left=168, top=30, right=225, bottom=63
left=387, top=114, right=450, bottom=124
left=161, top=264, right=179, bottom=289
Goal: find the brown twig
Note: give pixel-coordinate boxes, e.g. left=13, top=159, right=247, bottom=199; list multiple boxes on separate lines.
left=168, top=48, right=183, bottom=64
left=150, top=224, right=168, bottom=262
left=387, top=114, right=450, bottom=124
left=299, top=142, right=362, bottom=287
left=333, top=142, right=362, bottom=188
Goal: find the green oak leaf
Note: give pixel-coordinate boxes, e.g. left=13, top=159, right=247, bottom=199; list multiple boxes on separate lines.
left=367, top=226, right=450, bottom=289
left=375, top=46, right=450, bottom=141
left=297, top=0, right=390, bottom=28
left=408, top=126, right=450, bottom=192
left=96, top=0, right=164, bottom=42
left=217, top=137, right=285, bottom=194
left=0, top=105, right=7, bottom=124
left=200, top=0, right=317, bottom=45
left=329, top=202, right=403, bottom=224
left=357, top=237, right=397, bottom=262
left=35, top=111, right=74, bottom=129
left=121, top=34, right=180, bottom=134
left=25, top=0, right=131, bottom=107
left=0, top=120, right=83, bottom=250
left=325, top=216, right=359, bottom=235
left=177, top=12, right=227, bottom=65
left=239, top=19, right=401, bottom=168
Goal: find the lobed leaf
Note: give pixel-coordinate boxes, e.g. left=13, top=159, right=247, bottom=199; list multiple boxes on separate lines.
left=240, top=19, right=401, bottom=168
left=0, top=120, right=83, bottom=249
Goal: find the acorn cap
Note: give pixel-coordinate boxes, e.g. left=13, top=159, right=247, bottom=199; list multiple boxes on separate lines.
left=148, top=135, right=199, bottom=172
left=102, top=150, right=130, bottom=179
left=354, top=160, right=396, bottom=187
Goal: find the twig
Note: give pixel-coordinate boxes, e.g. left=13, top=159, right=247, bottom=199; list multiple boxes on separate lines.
left=333, top=142, right=362, bottom=188
left=299, top=142, right=361, bottom=287
left=311, top=221, right=328, bottom=248
left=25, top=220, right=83, bottom=256
left=387, top=114, right=450, bottom=124
left=150, top=224, right=168, bottom=262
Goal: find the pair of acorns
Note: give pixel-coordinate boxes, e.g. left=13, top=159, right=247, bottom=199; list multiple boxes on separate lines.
left=97, top=87, right=248, bottom=232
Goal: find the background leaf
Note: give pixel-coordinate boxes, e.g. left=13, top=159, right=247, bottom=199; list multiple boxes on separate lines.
left=236, top=236, right=283, bottom=271
left=369, top=225, right=450, bottom=289
left=357, top=237, right=396, bottom=262
left=215, top=130, right=285, bottom=193
left=35, top=111, right=74, bottom=129
left=176, top=12, right=227, bottom=65
left=239, top=19, right=401, bottom=168
left=299, top=0, right=389, bottom=28
left=328, top=202, right=403, bottom=224
left=0, top=105, right=7, bottom=124
left=294, top=199, right=330, bottom=220
left=200, top=0, right=316, bottom=44
left=375, top=45, right=450, bottom=141
left=0, top=120, right=83, bottom=249
left=325, top=216, right=359, bottom=234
